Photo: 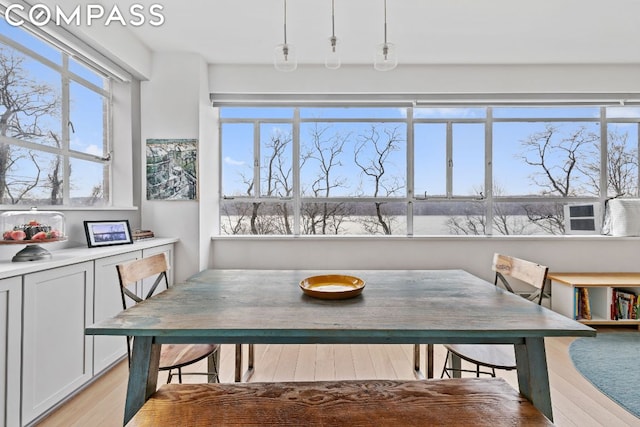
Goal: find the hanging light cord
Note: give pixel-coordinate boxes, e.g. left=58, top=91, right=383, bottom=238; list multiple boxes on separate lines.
left=330, top=0, right=337, bottom=50
left=282, top=0, right=289, bottom=58
left=382, top=0, right=389, bottom=58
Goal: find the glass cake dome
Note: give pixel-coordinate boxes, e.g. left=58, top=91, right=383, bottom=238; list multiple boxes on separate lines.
left=0, top=207, right=66, bottom=261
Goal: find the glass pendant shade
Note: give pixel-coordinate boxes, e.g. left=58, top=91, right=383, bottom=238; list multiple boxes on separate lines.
left=274, top=43, right=297, bottom=72
left=325, top=36, right=341, bottom=69
left=374, top=42, right=397, bottom=71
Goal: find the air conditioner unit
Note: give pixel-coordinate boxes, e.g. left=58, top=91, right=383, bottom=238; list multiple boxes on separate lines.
left=564, top=202, right=602, bottom=235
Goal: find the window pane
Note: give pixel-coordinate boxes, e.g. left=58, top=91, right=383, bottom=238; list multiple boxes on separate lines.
left=300, top=107, right=406, bottom=119
left=493, top=122, right=600, bottom=197
left=70, top=58, right=106, bottom=87
left=69, top=158, right=107, bottom=206
left=605, top=106, right=640, bottom=119
left=493, top=200, right=566, bottom=235
left=221, top=123, right=254, bottom=197
left=354, top=123, right=406, bottom=197
left=606, top=123, right=639, bottom=197
left=300, top=122, right=407, bottom=198
left=414, top=123, right=446, bottom=197
left=0, top=18, right=61, bottom=64
left=300, top=122, right=352, bottom=197
left=260, top=123, right=292, bottom=197
left=414, top=201, right=486, bottom=235
left=70, top=81, right=105, bottom=156
left=493, top=106, right=599, bottom=119
left=452, top=123, right=485, bottom=197
left=0, top=146, right=61, bottom=205
left=219, top=107, right=293, bottom=119
left=220, top=200, right=293, bottom=235
left=414, top=107, right=486, bottom=119
left=0, top=43, right=61, bottom=147
left=300, top=201, right=406, bottom=235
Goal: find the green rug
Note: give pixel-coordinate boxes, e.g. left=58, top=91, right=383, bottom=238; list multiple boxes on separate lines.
left=569, top=332, right=640, bottom=419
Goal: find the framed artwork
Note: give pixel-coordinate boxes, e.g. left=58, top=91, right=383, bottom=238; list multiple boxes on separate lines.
left=146, top=138, right=198, bottom=200
left=84, top=220, right=133, bottom=248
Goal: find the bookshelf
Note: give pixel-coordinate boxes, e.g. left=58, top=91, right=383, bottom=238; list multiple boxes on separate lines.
left=548, top=273, right=640, bottom=328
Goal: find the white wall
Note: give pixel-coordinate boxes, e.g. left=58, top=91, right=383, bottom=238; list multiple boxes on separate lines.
left=211, top=236, right=640, bottom=286
left=209, top=64, right=640, bottom=97
left=140, top=52, right=209, bottom=282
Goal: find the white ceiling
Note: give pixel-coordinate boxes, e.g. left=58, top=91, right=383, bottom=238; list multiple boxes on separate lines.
left=94, top=0, right=640, bottom=66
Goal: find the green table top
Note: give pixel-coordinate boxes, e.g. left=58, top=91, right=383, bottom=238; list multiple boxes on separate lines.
left=86, top=269, right=595, bottom=344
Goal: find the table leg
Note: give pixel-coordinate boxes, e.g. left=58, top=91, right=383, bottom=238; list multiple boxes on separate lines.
left=235, top=343, right=242, bottom=382
left=515, top=337, right=553, bottom=422
left=413, top=344, right=434, bottom=379
left=448, top=352, right=462, bottom=378
left=124, top=337, right=160, bottom=425
left=235, top=344, right=256, bottom=382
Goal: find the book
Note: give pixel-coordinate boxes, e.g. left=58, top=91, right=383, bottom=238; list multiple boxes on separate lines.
left=580, top=288, right=592, bottom=320
left=613, top=288, right=637, bottom=320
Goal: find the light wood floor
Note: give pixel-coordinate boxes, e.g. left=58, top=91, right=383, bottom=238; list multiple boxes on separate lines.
left=36, top=335, right=640, bottom=426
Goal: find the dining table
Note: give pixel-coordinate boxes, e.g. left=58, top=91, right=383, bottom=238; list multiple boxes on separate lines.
left=85, top=269, right=595, bottom=425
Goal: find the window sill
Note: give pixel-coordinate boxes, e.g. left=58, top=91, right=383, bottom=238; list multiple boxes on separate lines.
left=0, top=205, right=139, bottom=212
left=211, top=234, right=638, bottom=242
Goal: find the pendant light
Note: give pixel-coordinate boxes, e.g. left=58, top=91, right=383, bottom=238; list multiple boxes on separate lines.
left=325, top=0, right=341, bottom=69
left=373, top=0, right=397, bottom=71
left=274, top=0, right=297, bottom=72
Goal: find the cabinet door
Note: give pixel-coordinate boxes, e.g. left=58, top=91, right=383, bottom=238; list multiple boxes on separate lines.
left=93, top=251, right=142, bottom=374
left=22, top=262, right=94, bottom=425
left=0, top=277, right=21, bottom=427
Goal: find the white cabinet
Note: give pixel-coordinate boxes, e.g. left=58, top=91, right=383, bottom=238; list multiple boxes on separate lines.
left=0, top=277, right=21, bottom=427
left=22, top=262, right=94, bottom=425
left=93, top=251, right=142, bottom=374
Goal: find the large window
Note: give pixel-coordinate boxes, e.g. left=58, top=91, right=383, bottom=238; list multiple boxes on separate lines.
left=0, top=18, right=110, bottom=206
left=219, top=105, right=640, bottom=236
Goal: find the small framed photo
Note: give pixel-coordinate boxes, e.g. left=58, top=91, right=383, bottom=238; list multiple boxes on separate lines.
left=83, top=220, right=133, bottom=248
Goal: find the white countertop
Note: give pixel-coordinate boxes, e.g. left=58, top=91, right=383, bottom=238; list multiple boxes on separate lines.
left=0, top=237, right=178, bottom=279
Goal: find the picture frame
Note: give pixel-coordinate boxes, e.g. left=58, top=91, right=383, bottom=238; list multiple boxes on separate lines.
left=83, top=220, right=134, bottom=248
left=146, top=138, right=198, bottom=200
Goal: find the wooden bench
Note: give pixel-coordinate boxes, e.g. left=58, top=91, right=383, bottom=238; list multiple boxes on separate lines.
left=126, top=378, right=553, bottom=426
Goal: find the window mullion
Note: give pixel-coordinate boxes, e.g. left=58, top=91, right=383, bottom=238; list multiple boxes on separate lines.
left=485, top=108, right=493, bottom=236
left=406, top=107, right=414, bottom=236
left=293, top=108, right=300, bottom=235
left=254, top=122, right=260, bottom=197
left=61, top=54, right=70, bottom=205
left=600, top=107, right=608, bottom=201
left=446, top=121, right=453, bottom=198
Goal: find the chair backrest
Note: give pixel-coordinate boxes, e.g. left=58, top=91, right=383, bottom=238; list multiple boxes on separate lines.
left=491, top=253, right=549, bottom=305
left=116, top=253, right=170, bottom=309
left=116, top=253, right=170, bottom=365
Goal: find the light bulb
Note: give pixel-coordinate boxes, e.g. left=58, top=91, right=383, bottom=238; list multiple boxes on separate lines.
left=325, top=36, right=341, bottom=69
left=274, top=43, right=297, bottom=72
left=373, top=42, right=397, bottom=71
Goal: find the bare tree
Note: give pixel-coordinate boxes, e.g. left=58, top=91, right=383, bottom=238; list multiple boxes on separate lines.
left=301, top=123, right=350, bottom=234
left=354, top=125, right=405, bottom=234
left=47, top=131, right=63, bottom=204
left=520, top=124, right=598, bottom=197
left=0, top=47, right=60, bottom=203
left=581, top=130, right=638, bottom=197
